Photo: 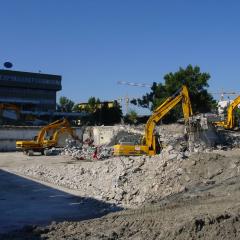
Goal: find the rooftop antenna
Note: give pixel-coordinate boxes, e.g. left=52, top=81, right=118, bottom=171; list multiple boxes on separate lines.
left=3, top=62, right=13, bottom=69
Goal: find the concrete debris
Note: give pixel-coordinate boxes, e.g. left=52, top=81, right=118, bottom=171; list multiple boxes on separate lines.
left=12, top=123, right=240, bottom=208
left=60, top=139, right=113, bottom=160
left=107, top=130, right=142, bottom=146
left=54, top=121, right=232, bottom=163
left=218, top=130, right=240, bottom=149
left=15, top=149, right=240, bottom=209
left=4, top=122, right=240, bottom=238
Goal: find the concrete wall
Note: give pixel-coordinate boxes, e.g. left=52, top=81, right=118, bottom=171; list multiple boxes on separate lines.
left=0, top=126, right=116, bottom=151
left=0, top=126, right=84, bottom=152
left=93, top=126, right=117, bottom=145
left=0, top=126, right=40, bottom=151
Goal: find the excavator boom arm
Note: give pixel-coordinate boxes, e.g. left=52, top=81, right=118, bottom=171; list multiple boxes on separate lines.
left=16, top=118, right=79, bottom=153
left=36, top=119, right=71, bottom=143
left=145, top=85, right=192, bottom=150
left=214, top=95, right=240, bottom=129
left=226, top=96, right=240, bottom=128
left=113, top=85, right=192, bottom=156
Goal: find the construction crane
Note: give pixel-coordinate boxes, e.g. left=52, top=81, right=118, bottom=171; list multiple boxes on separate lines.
left=211, top=90, right=239, bottom=101
left=117, top=81, right=152, bottom=88
left=117, top=81, right=152, bottom=114
left=117, top=95, right=135, bottom=114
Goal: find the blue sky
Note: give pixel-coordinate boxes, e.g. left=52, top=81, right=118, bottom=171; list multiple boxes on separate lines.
left=1, top=0, right=240, bottom=113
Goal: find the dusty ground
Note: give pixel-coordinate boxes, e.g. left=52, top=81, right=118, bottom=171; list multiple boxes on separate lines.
left=1, top=148, right=240, bottom=239
left=0, top=169, right=120, bottom=234
left=11, top=180, right=240, bottom=240
left=5, top=149, right=240, bottom=207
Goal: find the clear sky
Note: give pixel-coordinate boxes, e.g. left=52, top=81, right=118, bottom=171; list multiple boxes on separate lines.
left=1, top=0, right=240, bottom=113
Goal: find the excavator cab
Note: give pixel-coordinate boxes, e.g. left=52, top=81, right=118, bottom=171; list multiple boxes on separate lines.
left=114, top=85, right=193, bottom=156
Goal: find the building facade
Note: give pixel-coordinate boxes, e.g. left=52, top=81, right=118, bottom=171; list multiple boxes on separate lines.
left=0, top=69, right=62, bottom=111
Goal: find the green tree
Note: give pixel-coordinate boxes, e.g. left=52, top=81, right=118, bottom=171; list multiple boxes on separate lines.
left=132, top=65, right=216, bottom=122
left=87, top=97, right=101, bottom=113
left=94, top=101, right=122, bottom=125
left=125, top=110, right=138, bottom=124
left=72, top=103, right=80, bottom=112
left=80, top=99, right=122, bottom=125
left=58, top=96, right=75, bottom=112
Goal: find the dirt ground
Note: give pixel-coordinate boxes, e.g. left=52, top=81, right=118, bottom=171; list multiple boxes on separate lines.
left=1, top=149, right=240, bottom=239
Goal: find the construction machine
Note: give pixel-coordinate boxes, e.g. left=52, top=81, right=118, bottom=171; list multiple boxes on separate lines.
left=16, top=118, right=79, bottom=155
left=114, top=85, right=193, bottom=156
left=214, top=95, right=240, bottom=130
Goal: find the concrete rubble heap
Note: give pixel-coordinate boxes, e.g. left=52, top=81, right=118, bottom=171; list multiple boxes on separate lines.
left=56, top=118, right=225, bottom=161
left=4, top=122, right=240, bottom=239
left=60, top=139, right=113, bottom=160
left=13, top=122, right=240, bottom=208
left=13, top=123, right=219, bottom=207
left=15, top=149, right=240, bottom=208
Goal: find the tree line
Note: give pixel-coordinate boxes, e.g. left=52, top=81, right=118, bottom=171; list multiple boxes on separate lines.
left=58, top=65, right=218, bottom=125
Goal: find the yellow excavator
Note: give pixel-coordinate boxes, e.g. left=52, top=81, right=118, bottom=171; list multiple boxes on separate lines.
left=114, top=85, right=193, bottom=156
left=214, top=95, right=240, bottom=130
left=16, top=118, right=79, bottom=155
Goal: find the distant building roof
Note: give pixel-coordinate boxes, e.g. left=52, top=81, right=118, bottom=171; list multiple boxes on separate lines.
left=0, top=69, right=62, bottom=91
left=0, top=69, right=61, bottom=80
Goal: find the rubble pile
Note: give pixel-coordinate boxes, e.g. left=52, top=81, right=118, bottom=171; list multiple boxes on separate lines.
left=156, top=125, right=212, bottom=157
left=13, top=154, right=180, bottom=206
left=60, top=139, right=113, bottom=160
left=6, top=150, right=240, bottom=239
left=60, top=126, right=144, bottom=161
left=218, top=130, right=240, bottom=149
left=53, top=122, right=218, bottom=162
left=6, top=123, right=240, bottom=239
left=61, top=124, right=191, bottom=161
left=15, top=123, right=240, bottom=208
left=15, top=149, right=240, bottom=208
left=107, top=130, right=142, bottom=146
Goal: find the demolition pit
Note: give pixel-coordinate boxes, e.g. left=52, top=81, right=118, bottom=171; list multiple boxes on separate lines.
left=1, top=118, right=240, bottom=239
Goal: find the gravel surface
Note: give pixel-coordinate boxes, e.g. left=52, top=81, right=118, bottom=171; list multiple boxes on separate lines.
left=2, top=167, right=240, bottom=239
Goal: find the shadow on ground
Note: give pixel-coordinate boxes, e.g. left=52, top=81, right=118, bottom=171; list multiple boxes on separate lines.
left=0, top=169, right=122, bottom=239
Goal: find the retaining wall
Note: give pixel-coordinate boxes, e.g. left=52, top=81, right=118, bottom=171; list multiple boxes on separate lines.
left=0, top=126, right=117, bottom=151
